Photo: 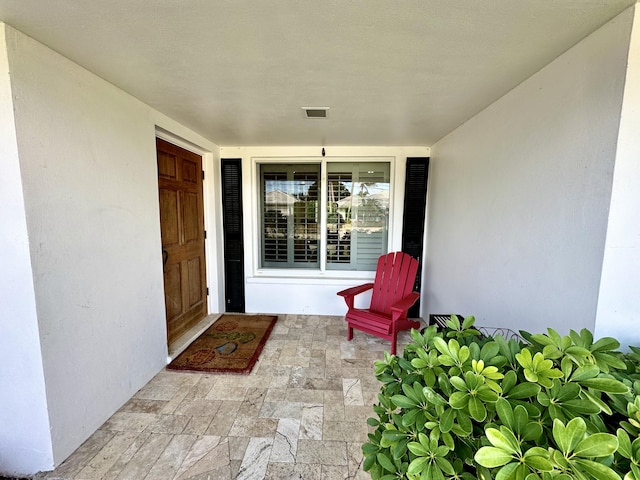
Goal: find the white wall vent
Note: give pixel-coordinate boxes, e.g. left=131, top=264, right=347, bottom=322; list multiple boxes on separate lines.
left=302, top=107, right=329, bottom=119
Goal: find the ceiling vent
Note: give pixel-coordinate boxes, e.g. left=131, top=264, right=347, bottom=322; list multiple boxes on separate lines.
left=302, top=107, right=329, bottom=119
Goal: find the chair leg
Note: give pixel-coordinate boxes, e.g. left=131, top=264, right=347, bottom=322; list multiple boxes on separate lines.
left=347, top=325, right=353, bottom=341
left=391, top=331, right=397, bottom=355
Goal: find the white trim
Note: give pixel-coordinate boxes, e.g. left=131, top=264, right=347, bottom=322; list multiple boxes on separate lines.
left=249, top=155, right=395, bottom=277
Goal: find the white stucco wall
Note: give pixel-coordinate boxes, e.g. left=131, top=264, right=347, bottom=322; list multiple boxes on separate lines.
left=595, top=6, right=640, bottom=350
left=425, top=9, right=633, bottom=336
left=2, top=24, right=221, bottom=472
left=0, top=23, right=54, bottom=476
left=219, top=146, right=429, bottom=316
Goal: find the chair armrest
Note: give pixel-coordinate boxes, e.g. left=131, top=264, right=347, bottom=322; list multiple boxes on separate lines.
left=337, top=283, right=374, bottom=310
left=337, top=283, right=374, bottom=298
left=390, top=292, right=420, bottom=318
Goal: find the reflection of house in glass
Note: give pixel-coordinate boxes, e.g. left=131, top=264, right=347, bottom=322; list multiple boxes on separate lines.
left=337, top=191, right=389, bottom=232
left=328, top=190, right=389, bottom=265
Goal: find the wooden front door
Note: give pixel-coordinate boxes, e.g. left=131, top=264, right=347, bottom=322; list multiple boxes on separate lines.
left=156, top=138, right=207, bottom=344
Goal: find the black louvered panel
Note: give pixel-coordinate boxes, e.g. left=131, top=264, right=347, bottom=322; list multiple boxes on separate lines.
left=223, top=162, right=242, bottom=235
left=402, top=157, right=429, bottom=318
left=221, top=159, right=245, bottom=312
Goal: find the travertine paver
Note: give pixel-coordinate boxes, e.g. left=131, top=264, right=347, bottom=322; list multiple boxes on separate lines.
left=35, top=314, right=420, bottom=479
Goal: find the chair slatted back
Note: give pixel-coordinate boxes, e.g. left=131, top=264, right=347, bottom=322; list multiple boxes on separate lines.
left=369, top=252, right=419, bottom=314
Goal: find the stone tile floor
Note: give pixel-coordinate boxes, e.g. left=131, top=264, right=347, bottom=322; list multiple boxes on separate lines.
left=35, top=314, right=421, bottom=480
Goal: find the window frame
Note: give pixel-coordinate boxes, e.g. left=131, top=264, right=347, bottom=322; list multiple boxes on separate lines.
left=252, top=156, right=396, bottom=277
left=259, top=163, right=321, bottom=269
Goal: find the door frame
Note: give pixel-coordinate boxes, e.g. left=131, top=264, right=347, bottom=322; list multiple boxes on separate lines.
left=155, top=128, right=223, bottom=324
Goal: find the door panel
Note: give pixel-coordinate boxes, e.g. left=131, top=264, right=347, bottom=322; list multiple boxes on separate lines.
left=164, top=264, right=183, bottom=319
left=157, top=138, right=207, bottom=344
left=159, top=190, right=180, bottom=246
left=187, top=257, right=202, bottom=306
left=183, top=192, right=200, bottom=243
left=158, top=151, right=177, bottom=179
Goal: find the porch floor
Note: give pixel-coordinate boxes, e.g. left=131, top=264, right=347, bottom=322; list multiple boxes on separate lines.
left=35, top=314, right=421, bottom=480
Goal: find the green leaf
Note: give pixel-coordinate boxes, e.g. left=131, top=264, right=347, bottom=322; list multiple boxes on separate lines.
left=376, top=452, right=396, bottom=473
left=555, top=382, right=581, bottom=402
left=513, top=405, right=528, bottom=433
left=382, top=429, right=408, bottom=442
left=459, top=345, right=470, bottom=365
left=523, top=446, right=550, bottom=459
left=591, top=336, right=620, bottom=352
left=450, top=376, right=467, bottom=392
left=402, top=407, right=421, bottom=427
left=507, top=382, right=542, bottom=399
left=579, top=377, right=628, bottom=394
left=402, top=382, right=421, bottom=403
left=456, top=410, right=473, bottom=436
left=433, top=336, right=450, bottom=356
left=486, top=427, right=520, bottom=454
left=442, top=431, right=455, bottom=450
left=362, top=454, right=376, bottom=471
left=581, top=389, right=612, bottom=415
left=391, top=394, right=417, bottom=409
left=424, top=387, right=447, bottom=406
left=461, top=315, right=476, bottom=330
left=478, top=388, right=500, bottom=403
left=392, top=438, right=408, bottom=460
left=523, top=449, right=553, bottom=472
left=367, top=417, right=379, bottom=427
left=435, top=456, right=456, bottom=475
left=570, top=365, right=600, bottom=382
left=521, top=422, right=543, bottom=442
left=475, top=446, right=514, bottom=468
left=449, top=391, right=469, bottom=409
left=617, top=428, right=633, bottom=459
left=496, top=398, right=515, bottom=428
left=469, top=396, right=487, bottom=422
left=573, top=459, right=621, bottom=480
left=560, top=398, right=599, bottom=415
left=561, top=356, right=573, bottom=380
left=481, top=342, right=501, bottom=362
left=573, top=433, right=618, bottom=458
left=495, top=462, right=526, bottom=480
left=362, top=443, right=379, bottom=455
left=502, top=370, right=517, bottom=393
left=426, top=463, right=446, bottom=480
left=407, top=441, right=430, bottom=457
left=439, top=407, right=455, bottom=433
left=553, top=417, right=586, bottom=455
left=516, top=349, right=534, bottom=369
left=407, top=455, right=430, bottom=474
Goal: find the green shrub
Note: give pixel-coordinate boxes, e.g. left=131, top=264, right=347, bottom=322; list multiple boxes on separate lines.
left=363, top=315, right=640, bottom=480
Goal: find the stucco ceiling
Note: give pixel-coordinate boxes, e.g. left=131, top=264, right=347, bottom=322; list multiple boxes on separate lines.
left=0, top=1, right=635, bottom=147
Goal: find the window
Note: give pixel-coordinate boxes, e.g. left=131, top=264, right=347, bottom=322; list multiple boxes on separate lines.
left=326, top=162, right=390, bottom=270
left=259, top=161, right=390, bottom=271
left=261, top=164, right=320, bottom=268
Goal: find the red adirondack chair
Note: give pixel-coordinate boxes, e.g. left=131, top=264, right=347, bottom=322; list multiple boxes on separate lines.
left=337, top=252, right=421, bottom=354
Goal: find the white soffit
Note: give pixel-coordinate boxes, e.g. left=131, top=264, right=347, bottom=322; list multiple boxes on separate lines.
left=0, top=0, right=635, bottom=146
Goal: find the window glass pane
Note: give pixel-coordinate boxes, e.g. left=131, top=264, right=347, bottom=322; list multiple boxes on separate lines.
left=261, top=164, right=320, bottom=268
left=327, top=162, right=390, bottom=270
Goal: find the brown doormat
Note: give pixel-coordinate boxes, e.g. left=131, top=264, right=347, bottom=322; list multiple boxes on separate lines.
left=167, top=314, right=278, bottom=374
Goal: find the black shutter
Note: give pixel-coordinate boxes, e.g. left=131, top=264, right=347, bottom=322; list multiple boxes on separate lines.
left=221, top=159, right=245, bottom=312
left=402, top=157, right=429, bottom=318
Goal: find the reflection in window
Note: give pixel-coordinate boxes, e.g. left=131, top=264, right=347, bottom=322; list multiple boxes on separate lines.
left=261, top=165, right=319, bottom=268
left=326, top=163, right=390, bottom=270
